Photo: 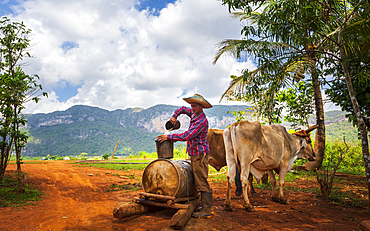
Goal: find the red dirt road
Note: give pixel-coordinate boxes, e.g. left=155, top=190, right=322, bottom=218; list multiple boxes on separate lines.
left=0, top=160, right=369, bottom=231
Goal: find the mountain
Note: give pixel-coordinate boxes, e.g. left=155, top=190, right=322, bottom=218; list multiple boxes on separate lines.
left=23, top=105, right=359, bottom=158
left=308, top=110, right=359, bottom=142
left=23, top=104, right=249, bottom=157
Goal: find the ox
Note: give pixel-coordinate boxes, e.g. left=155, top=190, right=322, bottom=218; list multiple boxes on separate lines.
left=207, top=129, right=242, bottom=196
left=223, top=121, right=318, bottom=212
left=208, top=129, right=269, bottom=196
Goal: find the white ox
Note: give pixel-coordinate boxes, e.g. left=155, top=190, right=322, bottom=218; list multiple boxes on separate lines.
left=223, top=121, right=318, bottom=212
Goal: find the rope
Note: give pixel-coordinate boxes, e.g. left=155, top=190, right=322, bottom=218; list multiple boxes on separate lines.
left=209, top=167, right=227, bottom=176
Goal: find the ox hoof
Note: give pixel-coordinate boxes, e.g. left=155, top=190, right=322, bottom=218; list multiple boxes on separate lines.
left=272, top=197, right=288, bottom=204
left=243, top=205, right=255, bottom=212
left=224, top=203, right=233, bottom=211
left=279, top=199, right=288, bottom=204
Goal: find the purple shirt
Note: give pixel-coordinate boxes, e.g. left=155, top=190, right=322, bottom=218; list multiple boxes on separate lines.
left=167, top=106, right=209, bottom=156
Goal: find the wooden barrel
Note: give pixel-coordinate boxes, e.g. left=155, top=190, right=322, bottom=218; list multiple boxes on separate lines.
left=142, top=159, right=197, bottom=198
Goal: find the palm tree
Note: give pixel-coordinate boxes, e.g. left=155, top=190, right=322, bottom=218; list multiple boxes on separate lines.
left=214, top=9, right=327, bottom=170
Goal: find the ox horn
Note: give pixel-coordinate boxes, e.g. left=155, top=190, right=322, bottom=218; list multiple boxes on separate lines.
left=305, top=124, right=319, bottom=133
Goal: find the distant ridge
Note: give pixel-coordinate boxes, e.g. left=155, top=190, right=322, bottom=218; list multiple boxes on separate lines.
left=24, top=104, right=250, bottom=157
left=23, top=105, right=358, bottom=158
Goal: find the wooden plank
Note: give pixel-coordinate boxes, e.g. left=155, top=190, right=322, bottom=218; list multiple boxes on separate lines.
left=135, top=198, right=188, bottom=209
left=139, top=192, right=176, bottom=201
left=170, top=199, right=199, bottom=229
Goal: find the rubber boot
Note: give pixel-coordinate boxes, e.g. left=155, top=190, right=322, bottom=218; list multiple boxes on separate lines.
left=195, top=190, right=214, bottom=214
left=192, top=191, right=213, bottom=219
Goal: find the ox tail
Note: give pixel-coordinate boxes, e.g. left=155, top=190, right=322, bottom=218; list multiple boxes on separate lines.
left=224, top=126, right=237, bottom=186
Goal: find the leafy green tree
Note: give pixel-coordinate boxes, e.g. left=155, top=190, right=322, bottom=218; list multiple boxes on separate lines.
left=219, top=0, right=370, bottom=205
left=0, top=17, right=47, bottom=191
left=324, top=49, right=370, bottom=134
left=224, top=84, right=283, bottom=125
left=276, top=81, right=315, bottom=128
left=214, top=2, right=327, bottom=169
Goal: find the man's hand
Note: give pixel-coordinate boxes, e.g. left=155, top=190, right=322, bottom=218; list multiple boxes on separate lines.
left=156, top=134, right=168, bottom=143
left=170, top=116, right=177, bottom=124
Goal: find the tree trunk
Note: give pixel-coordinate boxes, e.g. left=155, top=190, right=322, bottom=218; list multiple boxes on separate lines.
left=0, top=141, right=11, bottom=181
left=14, top=105, right=26, bottom=193
left=0, top=145, right=8, bottom=181
left=304, top=57, right=326, bottom=170
left=339, top=49, right=370, bottom=210
left=337, top=26, right=370, bottom=210
left=16, top=159, right=26, bottom=193
left=0, top=122, right=12, bottom=182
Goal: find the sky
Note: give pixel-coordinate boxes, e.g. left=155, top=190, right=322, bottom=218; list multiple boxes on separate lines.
left=0, top=0, right=339, bottom=114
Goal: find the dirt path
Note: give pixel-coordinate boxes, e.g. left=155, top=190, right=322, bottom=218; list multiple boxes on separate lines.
left=0, top=160, right=368, bottom=231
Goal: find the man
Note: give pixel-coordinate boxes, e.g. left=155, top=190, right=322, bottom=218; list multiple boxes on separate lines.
left=157, top=93, right=213, bottom=219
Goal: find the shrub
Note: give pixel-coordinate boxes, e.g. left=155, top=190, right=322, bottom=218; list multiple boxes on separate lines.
left=49, top=155, right=63, bottom=160
left=102, top=153, right=110, bottom=160
left=323, top=141, right=364, bottom=175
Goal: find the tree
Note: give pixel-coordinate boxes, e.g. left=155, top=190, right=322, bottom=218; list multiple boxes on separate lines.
left=324, top=51, right=370, bottom=134
left=214, top=2, right=327, bottom=169
left=314, top=0, right=370, bottom=205
left=218, top=0, right=370, bottom=207
left=0, top=17, right=47, bottom=191
left=276, top=80, right=315, bottom=129
left=223, top=76, right=284, bottom=125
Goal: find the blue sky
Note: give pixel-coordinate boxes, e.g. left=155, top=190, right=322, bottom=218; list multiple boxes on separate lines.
left=0, top=0, right=251, bottom=114
left=136, top=0, right=177, bottom=15
left=0, top=0, right=338, bottom=114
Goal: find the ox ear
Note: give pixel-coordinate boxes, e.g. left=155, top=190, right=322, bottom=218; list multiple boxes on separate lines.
left=305, top=124, right=319, bottom=133
left=300, top=138, right=307, bottom=149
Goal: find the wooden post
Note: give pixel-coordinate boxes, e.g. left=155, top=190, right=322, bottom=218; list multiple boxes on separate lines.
left=113, top=201, right=156, bottom=219
left=135, top=198, right=189, bottom=209
left=170, top=199, right=199, bottom=229
left=112, top=140, right=120, bottom=159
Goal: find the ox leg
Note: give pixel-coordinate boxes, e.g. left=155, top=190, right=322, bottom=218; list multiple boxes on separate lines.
left=240, top=167, right=254, bottom=212
left=277, top=171, right=288, bottom=204
left=225, top=172, right=235, bottom=211
left=248, top=174, right=257, bottom=195
left=267, top=171, right=279, bottom=202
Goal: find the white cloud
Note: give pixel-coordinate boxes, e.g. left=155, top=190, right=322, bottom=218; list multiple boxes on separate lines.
left=7, top=0, right=252, bottom=114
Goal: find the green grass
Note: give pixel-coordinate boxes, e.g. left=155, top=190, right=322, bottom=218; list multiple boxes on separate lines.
left=107, top=183, right=141, bottom=192
left=0, top=174, right=43, bottom=208
left=209, top=166, right=228, bottom=183
left=328, top=187, right=368, bottom=207
left=75, top=162, right=149, bottom=171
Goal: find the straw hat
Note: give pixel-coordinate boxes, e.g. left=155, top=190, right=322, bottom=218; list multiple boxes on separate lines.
left=183, top=93, right=213, bottom=108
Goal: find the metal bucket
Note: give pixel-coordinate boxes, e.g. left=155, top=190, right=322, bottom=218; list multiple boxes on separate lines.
left=142, top=159, right=197, bottom=198
left=165, top=120, right=181, bottom=131
left=155, top=140, right=173, bottom=159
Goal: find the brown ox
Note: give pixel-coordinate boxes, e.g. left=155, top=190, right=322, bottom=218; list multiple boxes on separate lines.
left=223, top=121, right=318, bottom=212
left=208, top=129, right=227, bottom=171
